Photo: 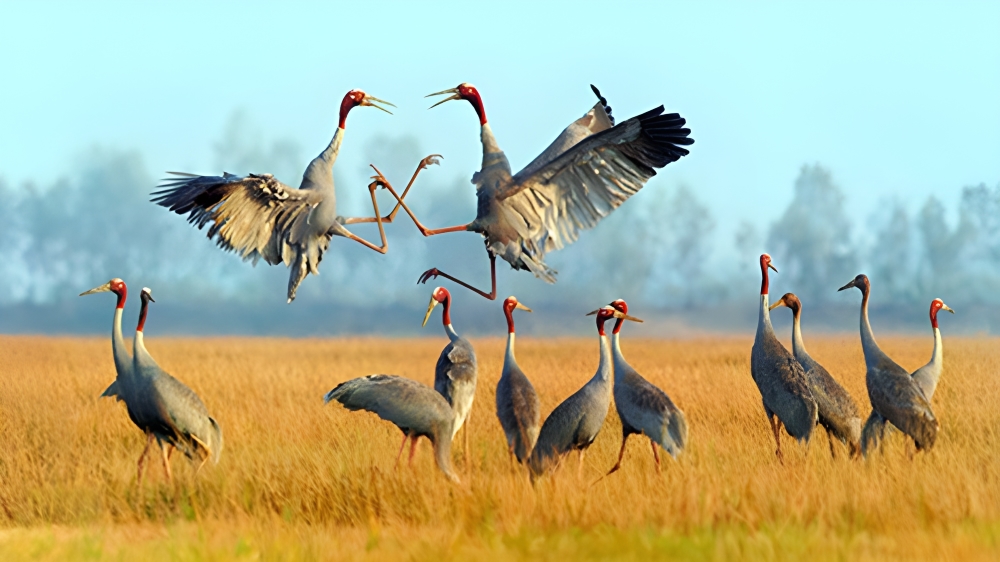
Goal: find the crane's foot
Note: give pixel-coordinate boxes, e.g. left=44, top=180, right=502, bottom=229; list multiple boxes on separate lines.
left=775, top=448, right=785, bottom=465
left=417, top=154, right=442, bottom=170
left=417, top=268, right=440, bottom=285
left=368, top=171, right=391, bottom=193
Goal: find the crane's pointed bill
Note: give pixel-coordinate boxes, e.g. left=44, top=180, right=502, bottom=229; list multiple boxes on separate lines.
left=619, top=312, right=644, bottom=323
left=427, top=94, right=462, bottom=109
left=768, top=298, right=787, bottom=311
left=768, top=262, right=778, bottom=273
left=80, top=282, right=112, bottom=296
left=515, top=302, right=532, bottom=312
left=421, top=298, right=439, bottom=327
left=363, top=95, right=395, bottom=115
left=943, top=304, right=955, bottom=314
left=585, top=309, right=600, bottom=316
left=426, top=87, right=459, bottom=98
left=837, top=280, right=855, bottom=291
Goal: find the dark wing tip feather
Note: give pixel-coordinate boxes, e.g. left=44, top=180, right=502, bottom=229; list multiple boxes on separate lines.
left=590, top=84, right=615, bottom=126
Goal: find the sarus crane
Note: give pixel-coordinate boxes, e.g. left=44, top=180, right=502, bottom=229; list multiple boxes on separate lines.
left=769, top=292, right=862, bottom=458
left=324, top=374, right=459, bottom=483
left=839, top=274, right=938, bottom=456
left=859, top=297, right=952, bottom=455
left=152, top=89, right=409, bottom=303
left=422, top=286, right=478, bottom=462
left=495, top=295, right=540, bottom=465
left=601, top=299, right=687, bottom=477
left=528, top=305, right=642, bottom=480
left=378, top=83, right=693, bottom=300
left=750, top=254, right=817, bottom=462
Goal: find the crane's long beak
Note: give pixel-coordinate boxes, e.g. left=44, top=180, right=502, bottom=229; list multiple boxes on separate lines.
left=612, top=310, right=643, bottom=323
left=515, top=302, right=532, bottom=313
left=768, top=297, right=787, bottom=311
left=362, top=95, right=395, bottom=115
left=80, top=282, right=111, bottom=296
left=768, top=262, right=778, bottom=273
left=426, top=87, right=461, bottom=109
left=421, top=298, right=439, bottom=327
left=837, top=280, right=855, bottom=291
left=942, top=304, right=955, bottom=314
left=585, top=309, right=599, bottom=316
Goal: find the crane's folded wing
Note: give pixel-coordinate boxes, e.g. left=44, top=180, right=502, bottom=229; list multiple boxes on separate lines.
left=152, top=172, right=322, bottom=266
left=501, top=107, right=693, bottom=256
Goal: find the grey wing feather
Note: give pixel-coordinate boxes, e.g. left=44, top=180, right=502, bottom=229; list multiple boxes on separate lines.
left=501, top=107, right=693, bottom=257
left=434, top=339, right=477, bottom=401
left=100, top=380, right=123, bottom=402
left=149, top=370, right=221, bottom=461
left=151, top=172, right=322, bottom=266
left=325, top=374, right=453, bottom=437
left=867, top=365, right=937, bottom=450
left=801, top=361, right=862, bottom=445
left=496, top=363, right=542, bottom=462
left=617, top=369, right=687, bottom=456
left=751, top=336, right=817, bottom=441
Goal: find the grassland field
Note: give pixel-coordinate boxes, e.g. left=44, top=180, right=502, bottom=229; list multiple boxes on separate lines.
left=0, top=334, right=998, bottom=561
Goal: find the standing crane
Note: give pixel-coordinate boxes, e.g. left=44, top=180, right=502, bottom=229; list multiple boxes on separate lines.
left=527, top=305, right=642, bottom=479
left=860, top=298, right=953, bottom=454
left=375, top=83, right=693, bottom=300
left=422, top=286, right=478, bottom=463
left=839, top=275, right=938, bottom=456
left=750, top=254, right=817, bottom=462
left=769, top=293, right=862, bottom=458
left=131, top=287, right=223, bottom=482
left=495, top=295, right=540, bottom=465
left=324, top=374, right=459, bottom=483
left=601, top=299, right=687, bottom=477
left=152, top=89, right=413, bottom=303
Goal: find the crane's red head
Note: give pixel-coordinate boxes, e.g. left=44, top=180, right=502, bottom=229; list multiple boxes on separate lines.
left=759, top=254, right=777, bottom=295
left=608, top=299, right=629, bottom=334
left=929, top=298, right=955, bottom=328
left=80, top=278, right=127, bottom=309
left=422, top=286, right=453, bottom=327
left=427, top=83, right=486, bottom=125
left=503, top=296, right=532, bottom=333
left=586, top=305, right=643, bottom=336
left=338, top=89, right=395, bottom=129
left=768, top=292, right=801, bottom=317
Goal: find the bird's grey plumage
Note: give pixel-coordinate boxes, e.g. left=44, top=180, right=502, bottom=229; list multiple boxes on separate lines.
left=773, top=294, right=861, bottom=456
left=133, top=294, right=223, bottom=465
left=434, top=326, right=478, bottom=439
left=496, top=328, right=541, bottom=464
left=841, top=275, right=937, bottom=455
left=611, top=331, right=688, bottom=460
left=324, top=374, right=458, bottom=482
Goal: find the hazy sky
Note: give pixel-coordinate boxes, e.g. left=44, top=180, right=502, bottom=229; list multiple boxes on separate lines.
left=2, top=1, right=998, bottom=249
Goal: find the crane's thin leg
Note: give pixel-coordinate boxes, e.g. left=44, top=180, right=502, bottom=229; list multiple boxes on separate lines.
left=367, top=164, right=471, bottom=237
left=604, top=433, right=630, bottom=477
left=159, top=441, right=173, bottom=483
left=577, top=449, right=586, bottom=479
left=825, top=426, right=838, bottom=459
left=408, top=437, right=419, bottom=467
left=650, top=439, right=662, bottom=473
left=345, top=156, right=442, bottom=224
left=417, top=253, right=498, bottom=301
left=137, top=432, right=155, bottom=486
left=393, top=434, right=409, bottom=469
left=767, top=412, right=784, bottom=464
left=342, top=175, right=390, bottom=254
left=463, top=417, right=471, bottom=464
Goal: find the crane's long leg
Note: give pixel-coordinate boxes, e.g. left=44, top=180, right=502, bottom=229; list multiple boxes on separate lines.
left=825, top=426, right=838, bottom=459
left=367, top=164, right=471, bottom=237
left=408, top=437, right=419, bottom=467
left=417, top=253, right=498, bottom=301
left=344, top=156, right=442, bottom=224
left=650, top=439, right=662, bottom=473
left=577, top=449, right=586, bottom=479
left=137, top=432, right=155, bottom=486
left=159, top=440, right=173, bottom=483
left=604, top=433, right=631, bottom=477
left=341, top=175, right=390, bottom=254
left=393, top=434, right=409, bottom=469
left=767, top=412, right=784, bottom=464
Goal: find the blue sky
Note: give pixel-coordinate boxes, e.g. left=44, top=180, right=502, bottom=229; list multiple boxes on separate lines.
left=2, top=1, right=998, bottom=250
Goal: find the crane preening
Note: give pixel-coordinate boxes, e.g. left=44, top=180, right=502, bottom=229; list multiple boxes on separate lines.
left=152, top=89, right=414, bottom=303
left=839, top=275, right=938, bottom=457
left=379, top=83, right=694, bottom=300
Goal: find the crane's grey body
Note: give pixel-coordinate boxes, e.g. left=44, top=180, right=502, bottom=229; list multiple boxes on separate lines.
left=611, top=332, right=687, bottom=459
left=153, top=129, right=361, bottom=302
left=434, top=324, right=478, bottom=439
left=528, top=334, right=613, bottom=477
left=469, top=101, right=692, bottom=282
left=324, top=374, right=458, bottom=482
left=495, top=332, right=541, bottom=463
left=843, top=277, right=937, bottom=455
left=751, top=294, right=818, bottom=447
left=780, top=298, right=862, bottom=456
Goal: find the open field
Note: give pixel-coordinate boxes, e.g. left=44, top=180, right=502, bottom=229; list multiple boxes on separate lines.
left=0, top=334, right=998, bottom=560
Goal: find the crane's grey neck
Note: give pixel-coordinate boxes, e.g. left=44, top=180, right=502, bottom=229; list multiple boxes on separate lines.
left=444, top=323, right=460, bottom=343
left=928, top=326, right=943, bottom=374
left=611, top=332, right=629, bottom=382
left=593, top=334, right=612, bottom=384
left=859, top=289, right=886, bottom=369
left=480, top=124, right=505, bottom=166
left=300, top=128, right=344, bottom=193
left=756, top=294, right=774, bottom=338
left=502, top=332, right=516, bottom=374
left=791, top=311, right=811, bottom=362
left=111, top=307, right=131, bottom=377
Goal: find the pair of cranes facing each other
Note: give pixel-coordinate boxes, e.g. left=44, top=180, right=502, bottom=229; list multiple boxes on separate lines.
left=81, top=279, right=223, bottom=485
left=751, top=253, right=953, bottom=462
left=324, top=289, right=689, bottom=484
left=153, top=83, right=694, bottom=303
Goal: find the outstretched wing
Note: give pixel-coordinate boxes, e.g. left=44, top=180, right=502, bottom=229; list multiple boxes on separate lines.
left=503, top=107, right=693, bottom=255
left=152, top=172, right=322, bottom=266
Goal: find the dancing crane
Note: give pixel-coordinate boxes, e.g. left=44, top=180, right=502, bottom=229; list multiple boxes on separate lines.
left=769, top=293, right=862, bottom=458
left=750, top=254, right=817, bottom=462
left=152, top=89, right=410, bottom=303
left=839, top=275, right=938, bottom=456
left=528, top=306, right=642, bottom=479
left=378, top=83, right=693, bottom=300
left=495, top=296, right=540, bottom=465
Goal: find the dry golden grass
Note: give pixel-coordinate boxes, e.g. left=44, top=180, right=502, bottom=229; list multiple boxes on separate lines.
left=0, top=334, right=999, bottom=560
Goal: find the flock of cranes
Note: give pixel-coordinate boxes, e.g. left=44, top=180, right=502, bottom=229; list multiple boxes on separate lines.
left=72, top=84, right=955, bottom=484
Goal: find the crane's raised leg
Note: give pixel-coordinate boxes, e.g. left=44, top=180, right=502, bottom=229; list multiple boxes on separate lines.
left=650, top=439, right=662, bottom=473
left=339, top=170, right=392, bottom=254
left=417, top=253, right=498, bottom=301
left=366, top=162, right=472, bottom=238
left=342, top=156, right=441, bottom=225
left=137, top=432, right=155, bottom=486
